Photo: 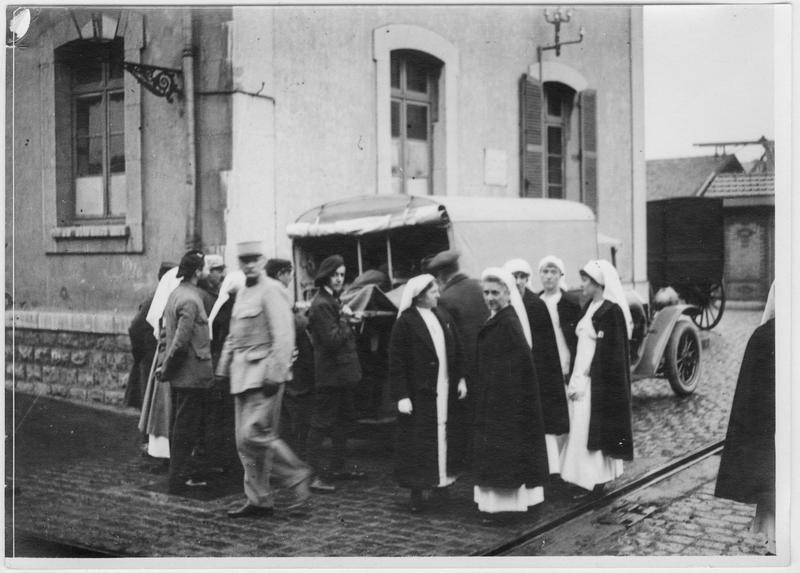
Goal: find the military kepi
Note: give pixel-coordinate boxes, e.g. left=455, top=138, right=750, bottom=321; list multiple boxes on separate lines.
left=314, top=254, right=345, bottom=286
left=236, top=240, right=265, bottom=258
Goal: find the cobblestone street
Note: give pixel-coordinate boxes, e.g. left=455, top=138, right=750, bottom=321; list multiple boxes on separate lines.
left=5, top=309, right=765, bottom=558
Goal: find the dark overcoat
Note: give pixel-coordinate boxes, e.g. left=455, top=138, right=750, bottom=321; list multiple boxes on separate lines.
left=308, top=288, right=362, bottom=389
left=389, top=306, right=467, bottom=489
left=715, top=318, right=775, bottom=504
left=125, top=293, right=156, bottom=409
left=586, top=300, right=634, bottom=461
left=522, top=289, right=569, bottom=435
left=538, top=289, right=582, bottom=375
left=473, top=305, right=549, bottom=489
left=161, top=282, right=214, bottom=390
left=437, top=273, right=490, bottom=385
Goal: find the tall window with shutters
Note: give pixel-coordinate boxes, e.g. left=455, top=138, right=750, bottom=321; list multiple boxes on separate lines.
left=519, top=74, right=597, bottom=213
left=55, top=39, right=126, bottom=223
left=390, top=50, right=442, bottom=195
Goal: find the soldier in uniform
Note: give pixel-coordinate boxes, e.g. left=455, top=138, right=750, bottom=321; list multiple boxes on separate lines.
left=216, top=241, right=311, bottom=518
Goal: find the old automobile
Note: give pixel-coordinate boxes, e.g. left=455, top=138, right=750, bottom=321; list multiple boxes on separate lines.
left=288, top=194, right=703, bottom=424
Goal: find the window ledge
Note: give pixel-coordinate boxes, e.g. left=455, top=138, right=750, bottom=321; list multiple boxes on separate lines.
left=51, top=224, right=130, bottom=240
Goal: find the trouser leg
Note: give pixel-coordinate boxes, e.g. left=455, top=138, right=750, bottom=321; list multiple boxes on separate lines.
left=305, top=427, right=327, bottom=476
left=168, top=388, right=205, bottom=491
left=234, top=388, right=278, bottom=508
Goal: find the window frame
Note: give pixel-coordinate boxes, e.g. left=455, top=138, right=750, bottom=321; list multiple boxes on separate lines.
left=543, top=82, right=574, bottom=200
left=43, top=11, right=145, bottom=254
left=373, top=24, right=459, bottom=197
left=390, top=51, right=439, bottom=195
left=67, top=40, right=126, bottom=223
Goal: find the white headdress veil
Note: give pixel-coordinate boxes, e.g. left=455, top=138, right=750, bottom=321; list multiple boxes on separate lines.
left=397, top=274, right=436, bottom=316
left=582, top=259, right=633, bottom=340
left=503, top=258, right=534, bottom=289
left=481, top=267, right=532, bottom=348
left=761, top=281, right=775, bottom=325
left=538, top=255, right=569, bottom=290
left=207, top=270, right=247, bottom=339
left=145, top=266, right=181, bottom=338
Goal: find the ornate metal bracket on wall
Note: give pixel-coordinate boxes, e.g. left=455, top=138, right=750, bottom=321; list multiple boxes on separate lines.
left=122, top=61, right=183, bottom=103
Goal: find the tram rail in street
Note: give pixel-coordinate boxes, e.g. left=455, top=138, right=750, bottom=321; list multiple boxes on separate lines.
left=476, top=439, right=726, bottom=556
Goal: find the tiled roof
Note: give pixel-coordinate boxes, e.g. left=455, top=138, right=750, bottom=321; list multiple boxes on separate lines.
left=646, top=155, right=743, bottom=200
left=703, top=173, right=774, bottom=198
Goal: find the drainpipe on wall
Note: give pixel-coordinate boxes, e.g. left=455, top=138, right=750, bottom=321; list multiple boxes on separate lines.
left=182, top=10, right=199, bottom=249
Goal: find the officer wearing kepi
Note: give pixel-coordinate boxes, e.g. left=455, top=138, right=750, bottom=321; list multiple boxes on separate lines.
left=216, top=240, right=311, bottom=518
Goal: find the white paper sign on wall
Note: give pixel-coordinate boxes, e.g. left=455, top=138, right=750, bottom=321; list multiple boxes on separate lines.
left=484, top=148, right=507, bottom=187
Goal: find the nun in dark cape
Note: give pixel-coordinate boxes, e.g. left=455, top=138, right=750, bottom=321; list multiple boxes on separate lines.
left=389, top=274, right=468, bottom=512
left=473, top=267, right=549, bottom=515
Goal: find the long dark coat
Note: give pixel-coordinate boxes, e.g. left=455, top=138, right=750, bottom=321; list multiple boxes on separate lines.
left=715, top=318, right=775, bottom=505
left=389, top=306, right=467, bottom=489
left=125, top=293, right=156, bottom=409
left=538, top=289, right=582, bottom=375
left=522, top=289, right=569, bottom=435
left=586, top=300, right=634, bottom=461
left=437, top=273, right=489, bottom=386
left=473, top=305, right=549, bottom=489
left=308, top=288, right=362, bottom=389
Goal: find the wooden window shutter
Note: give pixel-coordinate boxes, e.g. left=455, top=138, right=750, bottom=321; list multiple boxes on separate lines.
left=579, top=89, right=598, bottom=214
left=519, top=74, right=544, bottom=198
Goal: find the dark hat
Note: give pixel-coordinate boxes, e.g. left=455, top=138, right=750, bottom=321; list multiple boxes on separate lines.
left=176, top=250, right=205, bottom=279
left=266, top=258, right=293, bottom=279
left=424, top=249, right=461, bottom=273
left=314, top=254, right=345, bottom=286
left=158, top=261, right=178, bottom=280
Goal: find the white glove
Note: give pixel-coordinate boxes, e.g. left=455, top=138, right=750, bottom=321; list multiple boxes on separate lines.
left=397, top=398, right=413, bottom=415
left=457, top=379, right=467, bottom=400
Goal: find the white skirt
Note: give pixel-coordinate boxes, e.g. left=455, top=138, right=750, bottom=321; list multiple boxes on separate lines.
left=545, top=433, right=568, bottom=474
left=560, top=377, right=623, bottom=490
left=147, top=434, right=170, bottom=458
left=473, top=485, right=544, bottom=513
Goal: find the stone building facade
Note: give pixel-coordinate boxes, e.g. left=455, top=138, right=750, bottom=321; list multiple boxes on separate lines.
left=6, top=6, right=646, bottom=406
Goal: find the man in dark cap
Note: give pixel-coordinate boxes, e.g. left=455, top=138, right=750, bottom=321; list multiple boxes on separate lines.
left=266, top=258, right=315, bottom=457
left=217, top=242, right=311, bottom=518
left=425, top=249, right=489, bottom=461
left=158, top=250, right=214, bottom=494
left=306, top=254, right=365, bottom=493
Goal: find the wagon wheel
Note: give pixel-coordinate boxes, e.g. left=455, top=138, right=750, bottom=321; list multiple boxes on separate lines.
left=690, top=282, right=726, bottom=331
left=665, top=320, right=702, bottom=396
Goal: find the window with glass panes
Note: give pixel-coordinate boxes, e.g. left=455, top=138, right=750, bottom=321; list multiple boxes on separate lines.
left=543, top=83, right=574, bottom=200
left=390, top=51, right=440, bottom=195
left=65, top=39, right=125, bottom=221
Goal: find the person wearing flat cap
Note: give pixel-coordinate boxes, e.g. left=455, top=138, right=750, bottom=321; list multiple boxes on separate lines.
left=504, top=257, right=570, bottom=481
left=158, top=250, right=215, bottom=494
left=216, top=241, right=311, bottom=518
left=305, top=254, right=366, bottom=493
left=424, top=249, right=489, bottom=463
left=389, top=274, right=468, bottom=513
